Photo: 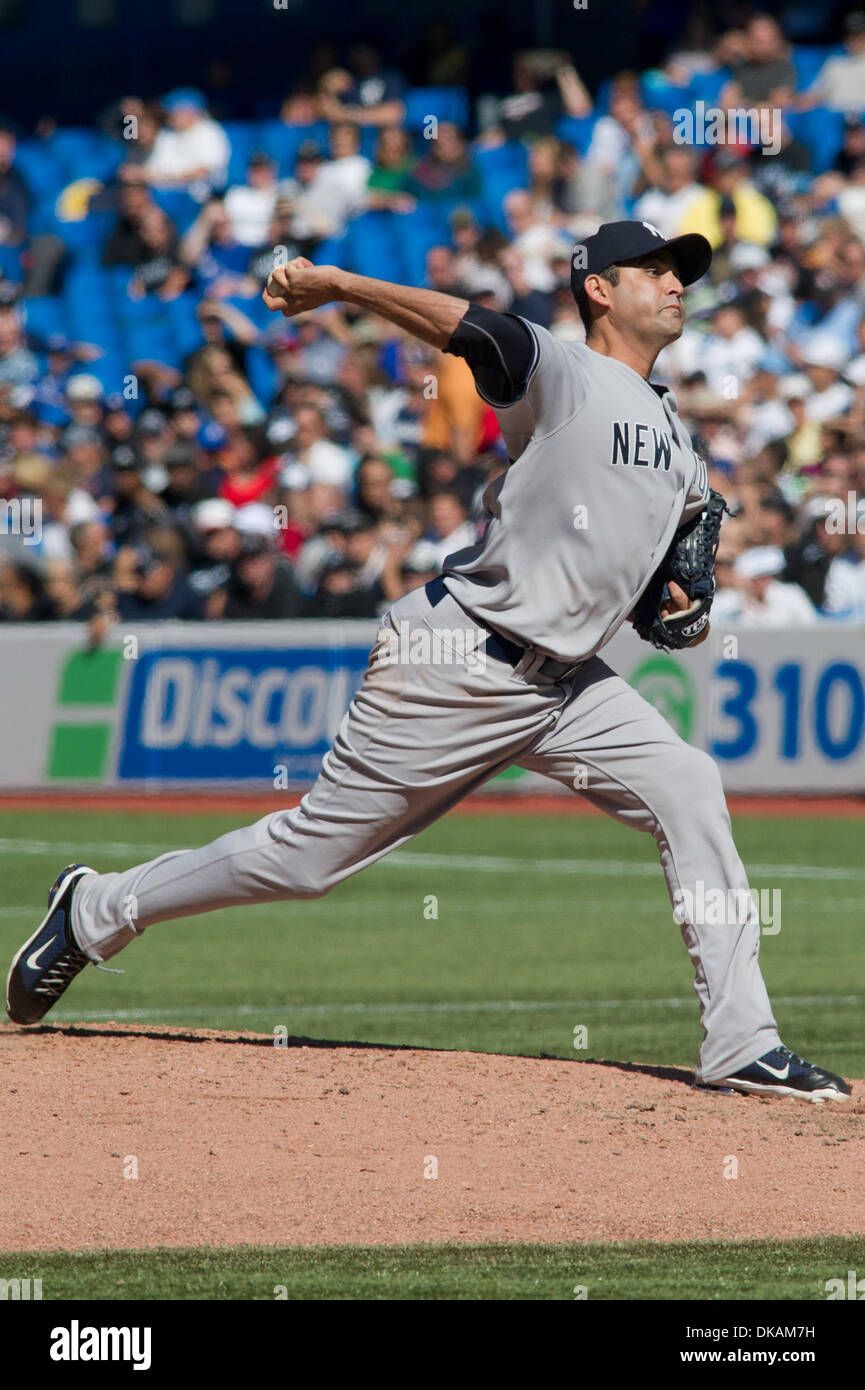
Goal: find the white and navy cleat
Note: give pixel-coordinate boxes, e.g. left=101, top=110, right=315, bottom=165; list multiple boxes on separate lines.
left=6, top=864, right=97, bottom=1025
left=709, top=1045, right=851, bottom=1104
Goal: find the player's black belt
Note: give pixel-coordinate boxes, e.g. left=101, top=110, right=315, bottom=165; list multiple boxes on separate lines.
left=424, top=576, right=587, bottom=683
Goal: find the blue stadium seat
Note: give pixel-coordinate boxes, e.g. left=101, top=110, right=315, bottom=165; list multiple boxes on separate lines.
left=67, top=210, right=115, bottom=265
left=46, top=128, right=97, bottom=168
left=359, top=127, right=379, bottom=160
left=125, top=323, right=177, bottom=365
left=786, top=107, right=845, bottom=174
left=593, top=78, right=614, bottom=116
left=85, top=352, right=128, bottom=394
left=474, top=148, right=528, bottom=231
left=114, top=290, right=164, bottom=326
left=312, top=234, right=347, bottom=269
left=223, top=120, right=255, bottom=185
left=0, top=245, right=23, bottom=283
left=246, top=345, right=277, bottom=406
left=73, top=326, right=123, bottom=359
left=482, top=178, right=526, bottom=232
left=55, top=214, right=113, bottom=262
left=45, top=128, right=121, bottom=202
left=217, top=294, right=270, bottom=335
left=104, top=265, right=135, bottom=299
left=64, top=289, right=117, bottom=332
left=791, top=45, right=841, bottom=93
left=165, top=294, right=204, bottom=358
left=473, top=141, right=530, bottom=176
left=343, top=211, right=407, bottom=282
left=87, top=134, right=123, bottom=185
left=397, top=207, right=450, bottom=285
left=61, top=259, right=109, bottom=288
left=403, top=88, right=469, bottom=132
left=27, top=195, right=64, bottom=238
left=554, top=116, right=597, bottom=156
left=15, top=142, right=64, bottom=201
left=474, top=141, right=529, bottom=225
left=150, top=189, right=199, bottom=236
left=688, top=70, right=731, bottom=106
left=254, top=119, right=301, bottom=175
left=21, top=297, right=67, bottom=342
left=640, top=76, right=691, bottom=118
left=255, top=121, right=330, bottom=177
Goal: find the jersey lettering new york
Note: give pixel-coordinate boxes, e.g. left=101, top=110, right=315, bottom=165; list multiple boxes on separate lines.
left=444, top=321, right=711, bottom=664
left=610, top=421, right=672, bottom=470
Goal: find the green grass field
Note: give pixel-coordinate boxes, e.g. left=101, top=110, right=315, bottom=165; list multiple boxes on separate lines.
left=1, top=808, right=861, bottom=1071
left=1, top=1238, right=860, bottom=1300
left=2, top=805, right=862, bottom=1300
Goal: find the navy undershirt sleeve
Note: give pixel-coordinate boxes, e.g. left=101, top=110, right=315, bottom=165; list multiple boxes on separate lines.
left=445, top=304, right=537, bottom=406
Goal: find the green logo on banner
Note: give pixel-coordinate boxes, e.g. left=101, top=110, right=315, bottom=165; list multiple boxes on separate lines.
left=47, top=648, right=123, bottom=779
left=629, top=654, right=696, bottom=742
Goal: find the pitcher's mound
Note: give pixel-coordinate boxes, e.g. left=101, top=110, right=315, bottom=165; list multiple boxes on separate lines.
left=1, top=1023, right=862, bottom=1251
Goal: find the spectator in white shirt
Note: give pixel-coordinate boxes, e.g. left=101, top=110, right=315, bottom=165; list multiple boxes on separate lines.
left=800, top=11, right=865, bottom=115
left=712, top=546, right=818, bottom=627
left=289, top=123, right=372, bottom=242
left=502, top=189, right=567, bottom=293
left=741, top=366, right=796, bottom=452
left=426, top=491, right=477, bottom=566
left=224, top=153, right=278, bottom=247
left=845, top=312, right=865, bottom=386
left=583, top=86, right=655, bottom=214
left=694, top=302, right=766, bottom=398
left=634, top=148, right=704, bottom=240
left=123, top=89, right=230, bottom=202
left=822, top=552, right=865, bottom=617
left=837, top=158, right=865, bottom=245
left=800, top=336, right=854, bottom=422
left=289, top=404, right=354, bottom=490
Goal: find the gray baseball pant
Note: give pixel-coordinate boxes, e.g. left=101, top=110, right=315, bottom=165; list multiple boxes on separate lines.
left=72, top=581, right=780, bottom=1083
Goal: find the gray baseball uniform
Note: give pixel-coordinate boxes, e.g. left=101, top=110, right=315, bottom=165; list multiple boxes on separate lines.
left=444, top=325, right=710, bottom=662
left=70, top=314, right=781, bottom=1084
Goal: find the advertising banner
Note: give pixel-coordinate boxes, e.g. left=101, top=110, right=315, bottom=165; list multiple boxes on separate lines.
left=1, top=620, right=863, bottom=795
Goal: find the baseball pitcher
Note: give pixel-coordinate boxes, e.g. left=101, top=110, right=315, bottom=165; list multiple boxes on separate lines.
left=6, top=220, right=850, bottom=1103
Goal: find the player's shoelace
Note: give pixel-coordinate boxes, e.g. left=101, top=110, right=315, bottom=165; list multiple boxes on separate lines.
left=764, top=1045, right=833, bottom=1081
left=32, top=944, right=91, bottom=999
left=771, top=1046, right=808, bottom=1071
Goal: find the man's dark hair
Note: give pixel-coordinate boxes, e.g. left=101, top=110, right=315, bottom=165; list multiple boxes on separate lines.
left=759, top=494, right=795, bottom=525
left=576, top=264, right=620, bottom=333
left=756, top=438, right=789, bottom=474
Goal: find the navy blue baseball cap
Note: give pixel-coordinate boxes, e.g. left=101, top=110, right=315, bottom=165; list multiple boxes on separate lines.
left=571, top=220, right=712, bottom=298
left=110, top=444, right=141, bottom=471
left=197, top=421, right=229, bottom=452
left=162, top=87, right=206, bottom=114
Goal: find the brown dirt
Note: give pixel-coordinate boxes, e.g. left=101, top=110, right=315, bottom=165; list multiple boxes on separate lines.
left=1, top=1023, right=863, bottom=1251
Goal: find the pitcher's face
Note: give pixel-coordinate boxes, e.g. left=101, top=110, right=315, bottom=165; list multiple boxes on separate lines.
left=611, top=251, right=685, bottom=344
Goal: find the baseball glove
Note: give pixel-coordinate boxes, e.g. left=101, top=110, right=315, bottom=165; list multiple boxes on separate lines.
left=631, top=489, right=728, bottom=651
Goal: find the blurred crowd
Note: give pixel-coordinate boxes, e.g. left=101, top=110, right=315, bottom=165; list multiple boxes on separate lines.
left=2, top=12, right=865, bottom=629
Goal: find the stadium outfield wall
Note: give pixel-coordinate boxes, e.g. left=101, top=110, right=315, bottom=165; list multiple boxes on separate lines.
left=1, top=620, right=864, bottom=795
